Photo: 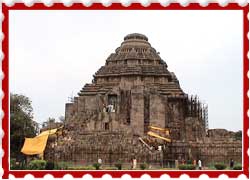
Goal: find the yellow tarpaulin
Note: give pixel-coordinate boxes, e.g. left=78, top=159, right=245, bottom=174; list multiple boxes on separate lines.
left=37, top=128, right=57, bottom=137
left=148, top=126, right=170, bottom=136
left=21, top=128, right=58, bottom=155
left=147, top=131, right=171, bottom=142
left=21, top=135, right=49, bottom=155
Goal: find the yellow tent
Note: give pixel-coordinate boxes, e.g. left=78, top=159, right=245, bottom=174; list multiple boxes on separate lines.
left=21, top=128, right=58, bottom=155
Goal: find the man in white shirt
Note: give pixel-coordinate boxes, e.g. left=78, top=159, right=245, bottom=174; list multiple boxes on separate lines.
left=98, top=158, right=102, bottom=166
left=198, top=159, right=202, bottom=170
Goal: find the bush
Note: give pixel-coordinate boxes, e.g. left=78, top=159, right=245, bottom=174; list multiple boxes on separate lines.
left=93, top=163, right=101, bottom=170
left=104, top=167, right=118, bottom=170
left=233, top=165, right=242, bottom=170
left=140, top=163, right=147, bottom=170
left=178, top=164, right=196, bottom=170
left=207, top=163, right=216, bottom=170
left=68, top=166, right=96, bottom=170
left=10, top=159, right=17, bottom=169
left=10, top=159, right=26, bottom=170
left=28, top=160, right=47, bottom=170
left=186, top=160, right=192, bottom=164
left=114, top=162, right=122, bottom=170
left=82, top=166, right=96, bottom=170
left=214, top=163, right=227, bottom=170
left=45, top=161, right=54, bottom=170
left=55, top=162, right=69, bottom=170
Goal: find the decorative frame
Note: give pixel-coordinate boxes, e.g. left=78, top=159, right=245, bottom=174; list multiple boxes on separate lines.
left=2, top=2, right=249, bottom=179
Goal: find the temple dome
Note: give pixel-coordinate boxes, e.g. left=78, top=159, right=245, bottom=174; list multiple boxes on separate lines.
left=121, top=33, right=151, bottom=48
left=105, top=33, right=162, bottom=64
left=124, top=33, right=148, bottom=41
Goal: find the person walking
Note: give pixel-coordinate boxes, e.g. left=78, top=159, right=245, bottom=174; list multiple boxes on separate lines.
left=181, top=159, right=185, bottom=165
left=198, top=159, right=202, bottom=170
left=98, top=158, right=102, bottom=168
left=193, top=159, right=197, bottom=167
left=132, top=158, right=137, bottom=170
left=230, top=159, right=234, bottom=169
left=175, top=159, right=179, bottom=169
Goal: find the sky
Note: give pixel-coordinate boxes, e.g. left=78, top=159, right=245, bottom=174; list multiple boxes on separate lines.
left=9, top=10, right=243, bottom=131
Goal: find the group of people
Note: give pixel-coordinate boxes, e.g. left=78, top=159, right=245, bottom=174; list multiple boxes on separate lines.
left=97, top=158, right=236, bottom=170
left=176, top=158, right=235, bottom=170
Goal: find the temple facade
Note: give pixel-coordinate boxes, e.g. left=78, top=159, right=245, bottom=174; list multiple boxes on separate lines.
left=45, top=33, right=242, bottom=168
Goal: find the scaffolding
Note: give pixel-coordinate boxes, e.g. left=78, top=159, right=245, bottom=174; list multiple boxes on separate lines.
left=187, top=95, right=208, bottom=133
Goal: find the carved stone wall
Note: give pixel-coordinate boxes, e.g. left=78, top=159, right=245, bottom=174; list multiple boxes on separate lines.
left=45, top=131, right=163, bottom=167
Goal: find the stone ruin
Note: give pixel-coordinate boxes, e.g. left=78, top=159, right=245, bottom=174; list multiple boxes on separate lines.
left=44, top=33, right=242, bottom=168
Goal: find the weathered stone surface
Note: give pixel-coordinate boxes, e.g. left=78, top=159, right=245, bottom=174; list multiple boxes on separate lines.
left=44, top=33, right=242, bottom=167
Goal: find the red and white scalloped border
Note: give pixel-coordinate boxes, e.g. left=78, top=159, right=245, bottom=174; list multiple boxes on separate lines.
left=1, top=2, right=249, bottom=179
left=2, top=0, right=249, bottom=8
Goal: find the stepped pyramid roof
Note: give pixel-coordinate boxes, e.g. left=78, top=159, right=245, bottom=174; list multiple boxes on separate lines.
left=79, top=33, right=185, bottom=96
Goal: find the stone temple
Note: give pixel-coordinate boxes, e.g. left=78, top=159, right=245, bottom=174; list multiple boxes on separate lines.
left=45, top=33, right=242, bottom=167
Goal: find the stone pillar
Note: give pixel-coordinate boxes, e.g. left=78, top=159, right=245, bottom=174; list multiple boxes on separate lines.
left=131, top=86, right=144, bottom=136
left=65, top=103, right=74, bottom=121
left=149, top=94, right=165, bottom=128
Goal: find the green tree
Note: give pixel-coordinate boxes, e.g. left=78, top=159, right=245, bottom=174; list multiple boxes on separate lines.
left=10, top=93, right=38, bottom=160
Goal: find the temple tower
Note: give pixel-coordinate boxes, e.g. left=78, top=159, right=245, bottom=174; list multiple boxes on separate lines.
left=65, top=33, right=198, bottom=139
left=44, top=34, right=241, bottom=167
